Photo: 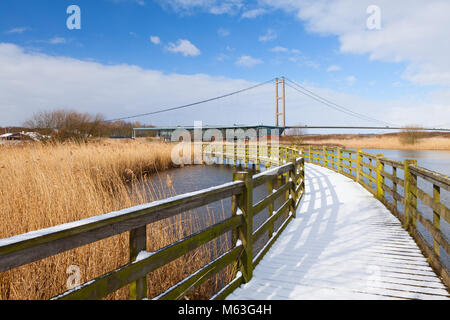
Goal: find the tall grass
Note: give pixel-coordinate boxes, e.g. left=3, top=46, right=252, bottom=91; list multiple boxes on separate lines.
left=298, top=135, right=450, bottom=150
left=0, top=140, right=233, bottom=300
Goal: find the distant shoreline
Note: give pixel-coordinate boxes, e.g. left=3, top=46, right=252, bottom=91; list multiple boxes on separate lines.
left=284, top=132, right=450, bottom=151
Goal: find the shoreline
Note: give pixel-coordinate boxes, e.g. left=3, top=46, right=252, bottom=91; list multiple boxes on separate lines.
left=300, top=143, right=450, bottom=151
left=283, top=133, right=450, bottom=151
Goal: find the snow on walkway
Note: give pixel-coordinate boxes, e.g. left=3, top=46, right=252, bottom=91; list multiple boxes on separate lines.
left=228, top=163, right=449, bottom=300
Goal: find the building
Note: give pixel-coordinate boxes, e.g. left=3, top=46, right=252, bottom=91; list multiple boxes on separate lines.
left=0, top=132, right=50, bottom=142
left=0, top=132, right=32, bottom=141
left=132, top=125, right=286, bottom=142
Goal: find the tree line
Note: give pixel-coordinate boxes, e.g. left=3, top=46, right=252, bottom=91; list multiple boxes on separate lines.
left=18, top=109, right=154, bottom=141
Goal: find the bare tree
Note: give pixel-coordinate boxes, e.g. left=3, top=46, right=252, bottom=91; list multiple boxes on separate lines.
left=24, top=109, right=105, bottom=141
left=284, top=127, right=304, bottom=147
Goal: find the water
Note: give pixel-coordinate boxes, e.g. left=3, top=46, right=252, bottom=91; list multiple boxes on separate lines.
left=139, top=162, right=288, bottom=258
left=364, top=149, right=450, bottom=176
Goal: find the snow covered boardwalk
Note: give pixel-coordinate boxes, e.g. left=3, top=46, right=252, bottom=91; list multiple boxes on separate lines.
left=228, top=163, right=449, bottom=300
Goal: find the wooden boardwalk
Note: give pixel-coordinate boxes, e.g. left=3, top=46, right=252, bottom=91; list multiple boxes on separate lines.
left=228, top=163, right=450, bottom=300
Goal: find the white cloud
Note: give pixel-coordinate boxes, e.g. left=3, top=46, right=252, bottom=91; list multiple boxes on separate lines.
left=109, top=0, right=146, bottom=5
left=236, top=55, right=263, bottom=67
left=1, top=43, right=448, bottom=128
left=48, top=37, right=67, bottom=45
left=260, top=0, right=450, bottom=87
left=32, top=37, right=68, bottom=45
left=327, top=65, right=341, bottom=72
left=258, top=29, right=277, bottom=42
left=157, top=0, right=244, bottom=15
left=305, top=60, right=320, bottom=69
left=0, top=43, right=270, bottom=126
left=271, top=48, right=318, bottom=68
left=242, top=8, right=267, bottom=19
left=218, top=28, right=230, bottom=37
left=5, top=27, right=30, bottom=34
left=166, top=39, right=201, bottom=57
left=216, top=53, right=229, bottom=62
left=271, top=46, right=289, bottom=53
left=150, top=36, right=161, bottom=45
left=346, top=75, right=356, bottom=86
left=270, top=46, right=301, bottom=55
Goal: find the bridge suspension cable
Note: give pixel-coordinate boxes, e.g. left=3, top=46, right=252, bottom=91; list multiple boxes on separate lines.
left=284, top=77, right=397, bottom=127
left=104, top=78, right=276, bottom=122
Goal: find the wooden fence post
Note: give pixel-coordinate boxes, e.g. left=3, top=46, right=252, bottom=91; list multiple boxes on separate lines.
left=300, top=157, right=305, bottom=189
left=289, top=157, right=297, bottom=219
left=404, top=159, right=417, bottom=230
left=338, top=147, right=343, bottom=173
left=222, top=142, right=226, bottom=165
left=232, top=172, right=253, bottom=283
left=392, top=167, right=398, bottom=212
left=376, top=154, right=385, bottom=201
left=309, top=145, right=312, bottom=163
left=129, top=226, right=147, bottom=300
left=256, top=144, right=260, bottom=170
left=268, top=177, right=274, bottom=238
left=230, top=193, right=239, bottom=248
left=356, top=149, right=362, bottom=183
left=233, top=142, right=237, bottom=167
left=433, top=184, right=441, bottom=257
left=244, top=144, right=248, bottom=169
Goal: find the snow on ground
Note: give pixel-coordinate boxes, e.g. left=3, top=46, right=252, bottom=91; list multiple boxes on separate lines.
left=228, top=163, right=449, bottom=300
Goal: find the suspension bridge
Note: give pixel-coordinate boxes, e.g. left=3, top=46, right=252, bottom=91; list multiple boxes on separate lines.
left=0, top=78, right=449, bottom=300
left=107, top=76, right=450, bottom=133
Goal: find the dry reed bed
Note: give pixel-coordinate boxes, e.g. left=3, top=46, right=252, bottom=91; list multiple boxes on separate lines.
left=0, top=140, right=231, bottom=300
left=301, top=136, right=450, bottom=151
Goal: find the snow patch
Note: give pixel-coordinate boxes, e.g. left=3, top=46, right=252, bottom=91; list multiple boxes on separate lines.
left=135, top=250, right=155, bottom=262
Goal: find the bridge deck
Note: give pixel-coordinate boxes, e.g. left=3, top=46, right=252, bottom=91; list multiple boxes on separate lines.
left=228, top=163, right=449, bottom=300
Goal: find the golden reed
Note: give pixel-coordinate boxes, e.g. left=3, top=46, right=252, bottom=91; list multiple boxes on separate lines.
left=0, top=139, right=232, bottom=300
left=298, top=135, right=450, bottom=151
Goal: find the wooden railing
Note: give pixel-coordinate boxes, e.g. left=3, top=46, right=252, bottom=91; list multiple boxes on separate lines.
left=1, top=142, right=447, bottom=299
left=0, top=144, right=305, bottom=300
left=301, top=145, right=450, bottom=287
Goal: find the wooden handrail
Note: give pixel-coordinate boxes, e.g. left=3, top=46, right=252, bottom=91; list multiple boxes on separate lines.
left=300, top=144, right=449, bottom=288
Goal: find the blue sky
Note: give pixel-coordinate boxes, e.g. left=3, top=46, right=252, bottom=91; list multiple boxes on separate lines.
left=0, top=0, right=449, bottom=128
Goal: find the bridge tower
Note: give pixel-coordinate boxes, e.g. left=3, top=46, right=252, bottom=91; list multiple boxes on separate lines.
left=275, top=77, right=286, bottom=133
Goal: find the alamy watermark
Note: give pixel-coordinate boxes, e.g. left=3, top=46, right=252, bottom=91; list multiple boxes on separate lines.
left=67, top=5, right=81, bottom=30
left=367, top=5, right=381, bottom=30
left=168, top=121, right=283, bottom=176
left=66, top=265, right=81, bottom=290
left=366, top=265, right=382, bottom=290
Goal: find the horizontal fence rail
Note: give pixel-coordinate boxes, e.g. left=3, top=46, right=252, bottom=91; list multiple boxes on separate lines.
left=301, top=145, right=450, bottom=287
left=0, top=143, right=305, bottom=300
